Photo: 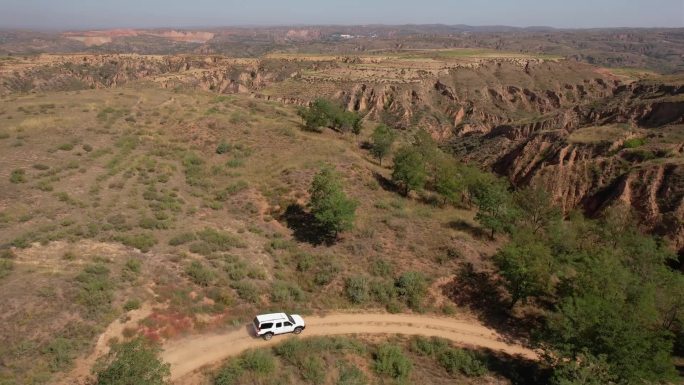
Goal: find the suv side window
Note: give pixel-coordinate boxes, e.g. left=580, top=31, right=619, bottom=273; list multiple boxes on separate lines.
left=284, top=322, right=292, bottom=327
left=275, top=322, right=282, bottom=328
left=261, top=322, right=273, bottom=329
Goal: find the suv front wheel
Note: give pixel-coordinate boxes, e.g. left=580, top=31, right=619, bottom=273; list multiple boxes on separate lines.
left=293, top=327, right=303, bottom=335
left=263, top=332, right=274, bottom=341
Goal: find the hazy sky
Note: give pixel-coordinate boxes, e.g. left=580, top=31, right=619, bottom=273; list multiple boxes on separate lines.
left=0, top=0, right=682, bottom=30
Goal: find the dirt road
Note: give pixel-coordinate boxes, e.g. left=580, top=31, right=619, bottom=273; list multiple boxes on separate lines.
left=162, top=313, right=538, bottom=381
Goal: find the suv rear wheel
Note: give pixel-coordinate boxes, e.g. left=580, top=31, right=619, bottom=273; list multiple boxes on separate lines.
left=293, top=327, right=303, bottom=335
left=263, top=332, right=274, bottom=341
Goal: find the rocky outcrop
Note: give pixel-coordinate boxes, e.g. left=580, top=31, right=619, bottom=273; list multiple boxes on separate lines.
left=476, top=79, right=684, bottom=252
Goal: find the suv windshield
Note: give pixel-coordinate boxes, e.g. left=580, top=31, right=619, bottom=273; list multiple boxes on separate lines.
left=286, top=314, right=295, bottom=324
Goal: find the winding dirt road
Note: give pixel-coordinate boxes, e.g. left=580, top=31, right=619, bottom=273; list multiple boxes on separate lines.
left=162, top=313, right=538, bottom=381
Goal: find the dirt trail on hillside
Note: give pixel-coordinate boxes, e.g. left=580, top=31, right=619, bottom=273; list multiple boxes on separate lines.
left=163, top=313, right=538, bottom=381
left=58, top=304, right=154, bottom=385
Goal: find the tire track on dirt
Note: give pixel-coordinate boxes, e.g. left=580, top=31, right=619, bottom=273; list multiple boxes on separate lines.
left=162, top=313, right=538, bottom=381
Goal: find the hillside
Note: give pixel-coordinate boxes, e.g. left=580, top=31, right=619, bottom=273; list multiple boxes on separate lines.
left=2, top=52, right=681, bottom=253
left=0, top=42, right=683, bottom=385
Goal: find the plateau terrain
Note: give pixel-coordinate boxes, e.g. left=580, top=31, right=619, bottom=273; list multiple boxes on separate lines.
left=0, top=24, right=682, bottom=385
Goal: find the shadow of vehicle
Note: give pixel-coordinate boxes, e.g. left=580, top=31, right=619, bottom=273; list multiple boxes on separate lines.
left=244, top=323, right=258, bottom=338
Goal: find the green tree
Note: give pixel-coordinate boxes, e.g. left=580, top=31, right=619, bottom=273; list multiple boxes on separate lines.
left=369, top=124, right=396, bottom=166
left=513, top=186, right=561, bottom=234
left=309, top=167, right=358, bottom=237
left=413, top=129, right=440, bottom=182
left=434, top=156, right=463, bottom=205
left=297, top=99, right=362, bottom=134
left=95, top=338, right=170, bottom=385
left=543, top=222, right=680, bottom=384
left=391, top=146, right=426, bottom=196
left=470, top=177, right=518, bottom=238
left=550, top=350, right=616, bottom=385
left=351, top=116, right=363, bottom=136
left=297, top=100, right=328, bottom=132
left=493, top=231, right=554, bottom=308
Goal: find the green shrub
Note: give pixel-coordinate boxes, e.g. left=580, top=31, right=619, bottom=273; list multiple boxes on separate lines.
left=218, top=181, right=248, bottom=199
left=623, top=138, right=646, bottom=149
left=107, top=214, right=131, bottom=231
left=313, top=259, right=340, bottom=286
left=239, top=349, right=275, bottom=375
left=44, top=337, right=78, bottom=372
left=188, top=241, right=214, bottom=256
left=374, top=343, right=412, bottom=380
left=124, top=258, right=142, bottom=274
left=396, top=271, right=428, bottom=311
left=274, top=338, right=306, bottom=360
left=182, top=152, right=209, bottom=189
left=275, top=337, right=366, bottom=363
left=169, top=232, right=196, bottom=246
left=410, top=336, right=450, bottom=357
left=226, top=157, right=244, bottom=168
left=10, top=169, right=26, bottom=184
left=58, top=143, right=74, bottom=151
left=123, top=299, right=141, bottom=311
left=116, top=233, right=157, bottom=252
left=295, top=253, right=315, bottom=272
left=270, top=280, right=305, bottom=303
left=139, top=217, right=169, bottom=230
left=370, top=279, right=398, bottom=305
left=301, top=356, right=326, bottom=385
left=231, top=281, right=259, bottom=303
left=0, top=258, right=14, bottom=279
left=438, top=348, right=487, bottom=377
left=226, top=261, right=247, bottom=281
left=207, top=287, right=235, bottom=307
left=214, top=362, right=243, bottom=385
left=216, top=141, right=232, bottom=154
left=186, top=261, right=215, bottom=287
left=268, top=238, right=296, bottom=251
left=94, top=338, right=170, bottom=385
left=385, top=300, right=403, bottom=313
left=337, top=362, right=367, bottom=385
left=371, top=259, right=393, bottom=277
left=37, top=180, right=53, bottom=191
left=33, top=163, right=50, bottom=170
left=83, top=144, right=93, bottom=152
left=197, top=227, right=246, bottom=250
left=345, top=275, right=370, bottom=304
left=75, top=264, right=113, bottom=318
left=11, top=235, right=31, bottom=249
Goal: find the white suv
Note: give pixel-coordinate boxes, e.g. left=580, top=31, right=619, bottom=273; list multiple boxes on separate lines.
left=253, top=313, right=306, bottom=340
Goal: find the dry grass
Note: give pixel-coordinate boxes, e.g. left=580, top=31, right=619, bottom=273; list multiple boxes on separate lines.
left=567, top=125, right=634, bottom=144
left=0, top=84, right=493, bottom=384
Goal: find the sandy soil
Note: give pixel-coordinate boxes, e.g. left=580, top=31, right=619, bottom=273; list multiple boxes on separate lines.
left=162, top=312, right=539, bottom=382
